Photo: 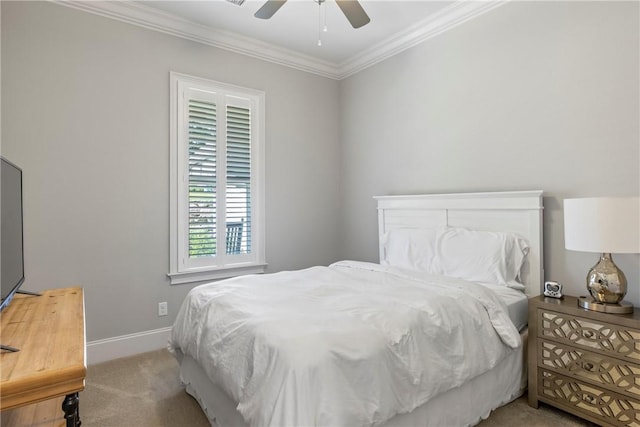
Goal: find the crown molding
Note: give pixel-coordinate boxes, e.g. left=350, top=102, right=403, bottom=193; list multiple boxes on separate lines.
left=54, top=0, right=339, bottom=78
left=52, top=0, right=506, bottom=81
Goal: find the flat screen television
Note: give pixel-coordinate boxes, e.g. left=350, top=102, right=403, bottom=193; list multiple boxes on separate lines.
left=1, top=156, right=26, bottom=312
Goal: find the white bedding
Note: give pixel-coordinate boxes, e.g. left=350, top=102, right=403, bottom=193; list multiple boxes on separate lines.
left=476, top=283, right=529, bottom=331
left=169, top=261, right=522, bottom=427
left=177, top=334, right=526, bottom=427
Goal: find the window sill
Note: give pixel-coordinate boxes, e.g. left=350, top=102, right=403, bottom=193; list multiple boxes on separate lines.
left=168, top=263, right=267, bottom=285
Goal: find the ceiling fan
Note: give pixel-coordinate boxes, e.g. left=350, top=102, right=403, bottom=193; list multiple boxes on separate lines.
left=231, top=0, right=371, bottom=29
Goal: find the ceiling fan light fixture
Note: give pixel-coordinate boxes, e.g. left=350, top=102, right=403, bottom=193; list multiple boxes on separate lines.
left=255, top=0, right=370, bottom=30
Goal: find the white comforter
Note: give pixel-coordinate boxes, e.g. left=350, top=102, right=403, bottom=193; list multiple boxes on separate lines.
left=169, top=261, right=521, bottom=427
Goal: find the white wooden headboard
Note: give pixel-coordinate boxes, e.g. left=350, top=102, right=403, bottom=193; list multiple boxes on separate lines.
left=375, top=191, right=544, bottom=297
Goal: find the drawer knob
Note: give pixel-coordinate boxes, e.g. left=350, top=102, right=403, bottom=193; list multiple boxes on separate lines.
left=583, top=362, right=595, bottom=372
left=583, top=330, right=595, bottom=339
left=583, top=394, right=595, bottom=403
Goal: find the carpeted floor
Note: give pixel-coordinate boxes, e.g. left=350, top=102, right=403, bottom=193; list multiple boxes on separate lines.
left=82, top=349, right=595, bottom=427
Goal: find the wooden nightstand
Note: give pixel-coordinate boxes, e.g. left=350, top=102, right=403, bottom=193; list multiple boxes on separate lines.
left=528, top=295, right=640, bottom=426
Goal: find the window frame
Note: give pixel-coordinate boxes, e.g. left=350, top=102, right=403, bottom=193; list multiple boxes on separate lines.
left=169, top=72, right=266, bottom=285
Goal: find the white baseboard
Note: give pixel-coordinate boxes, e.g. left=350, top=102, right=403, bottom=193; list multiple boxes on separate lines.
left=87, top=327, right=172, bottom=365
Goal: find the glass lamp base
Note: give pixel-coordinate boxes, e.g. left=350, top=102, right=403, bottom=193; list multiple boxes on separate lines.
left=587, top=253, right=627, bottom=304
left=577, top=296, right=634, bottom=314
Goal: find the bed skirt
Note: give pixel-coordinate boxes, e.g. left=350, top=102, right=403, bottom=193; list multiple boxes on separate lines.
left=178, top=329, right=528, bottom=427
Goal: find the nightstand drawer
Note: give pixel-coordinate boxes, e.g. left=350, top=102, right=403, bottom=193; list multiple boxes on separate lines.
left=539, top=368, right=640, bottom=426
left=539, top=341, right=640, bottom=397
left=539, top=310, right=640, bottom=362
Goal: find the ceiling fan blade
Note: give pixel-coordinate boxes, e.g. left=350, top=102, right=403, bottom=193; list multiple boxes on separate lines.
left=335, top=0, right=370, bottom=29
left=255, top=0, right=288, bottom=19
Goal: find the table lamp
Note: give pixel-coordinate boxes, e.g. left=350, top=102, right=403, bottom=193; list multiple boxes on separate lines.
left=564, top=197, right=640, bottom=314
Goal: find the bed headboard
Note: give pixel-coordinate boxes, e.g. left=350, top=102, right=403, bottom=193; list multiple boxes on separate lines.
left=374, top=191, right=544, bottom=297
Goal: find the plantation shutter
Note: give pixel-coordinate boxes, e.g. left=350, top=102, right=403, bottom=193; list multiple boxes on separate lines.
left=226, top=104, right=252, bottom=255
left=188, top=99, right=217, bottom=258
left=170, top=72, right=264, bottom=283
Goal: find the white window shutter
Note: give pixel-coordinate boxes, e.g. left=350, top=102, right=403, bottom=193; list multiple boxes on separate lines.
left=188, top=99, right=218, bottom=258
left=169, top=72, right=266, bottom=284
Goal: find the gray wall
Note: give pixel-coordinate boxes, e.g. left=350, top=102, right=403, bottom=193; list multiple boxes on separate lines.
left=1, top=1, right=341, bottom=341
left=339, top=1, right=640, bottom=304
left=2, top=1, right=639, bottom=344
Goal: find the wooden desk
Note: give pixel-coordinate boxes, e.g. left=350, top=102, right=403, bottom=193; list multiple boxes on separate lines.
left=1, top=288, right=86, bottom=427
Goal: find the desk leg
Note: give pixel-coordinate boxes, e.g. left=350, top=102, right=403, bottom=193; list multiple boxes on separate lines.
left=62, top=392, right=81, bottom=427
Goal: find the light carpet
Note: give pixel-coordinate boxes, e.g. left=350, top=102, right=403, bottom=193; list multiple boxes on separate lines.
left=82, top=349, right=595, bottom=427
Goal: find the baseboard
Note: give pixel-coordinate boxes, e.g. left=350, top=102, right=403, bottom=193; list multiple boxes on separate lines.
left=87, top=326, right=172, bottom=365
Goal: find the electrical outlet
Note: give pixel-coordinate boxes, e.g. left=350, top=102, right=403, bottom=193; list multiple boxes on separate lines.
left=158, top=302, right=168, bottom=317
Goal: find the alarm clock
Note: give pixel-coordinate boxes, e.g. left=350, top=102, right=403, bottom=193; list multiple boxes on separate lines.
left=544, top=281, right=563, bottom=298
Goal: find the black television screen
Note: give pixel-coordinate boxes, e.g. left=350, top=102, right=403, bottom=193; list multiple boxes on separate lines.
left=1, top=157, right=25, bottom=311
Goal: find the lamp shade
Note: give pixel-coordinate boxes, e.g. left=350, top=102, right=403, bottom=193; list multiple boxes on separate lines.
left=564, top=197, right=640, bottom=254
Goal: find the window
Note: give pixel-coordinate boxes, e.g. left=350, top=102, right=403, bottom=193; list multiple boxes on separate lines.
left=169, top=72, right=265, bottom=285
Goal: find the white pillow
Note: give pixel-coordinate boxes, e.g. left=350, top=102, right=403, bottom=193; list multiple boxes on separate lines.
left=381, top=228, right=441, bottom=272
left=433, top=227, right=529, bottom=289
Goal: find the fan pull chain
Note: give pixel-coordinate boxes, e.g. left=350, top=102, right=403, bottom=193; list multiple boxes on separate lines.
left=322, top=0, right=328, bottom=33
left=317, top=0, right=327, bottom=47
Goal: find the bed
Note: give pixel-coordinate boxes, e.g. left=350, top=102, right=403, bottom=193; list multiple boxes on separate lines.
left=169, top=190, right=544, bottom=427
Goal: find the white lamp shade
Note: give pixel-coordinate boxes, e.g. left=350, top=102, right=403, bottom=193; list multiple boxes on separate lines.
left=564, top=197, right=640, bottom=254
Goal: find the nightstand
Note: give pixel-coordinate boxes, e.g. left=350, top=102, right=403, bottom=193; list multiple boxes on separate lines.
left=528, top=295, right=640, bottom=426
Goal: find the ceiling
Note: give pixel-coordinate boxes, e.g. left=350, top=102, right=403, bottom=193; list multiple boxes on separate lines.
left=136, top=1, right=454, bottom=64
left=62, top=0, right=506, bottom=79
